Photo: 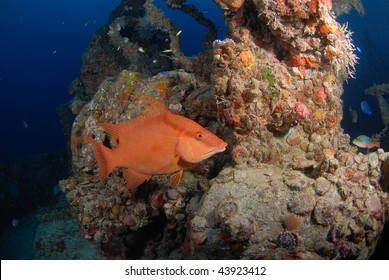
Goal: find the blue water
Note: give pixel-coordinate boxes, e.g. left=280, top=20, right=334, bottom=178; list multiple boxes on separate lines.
left=154, top=0, right=226, bottom=56
left=0, top=0, right=121, bottom=161
left=339, top=0, right=389, bottom=139
left=0, top=0, right=225, bottom=161
left=0, top=0, right=388, bottom=161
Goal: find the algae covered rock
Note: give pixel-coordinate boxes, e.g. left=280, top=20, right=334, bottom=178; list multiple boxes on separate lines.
left=189, top=159, right=388, bottom=259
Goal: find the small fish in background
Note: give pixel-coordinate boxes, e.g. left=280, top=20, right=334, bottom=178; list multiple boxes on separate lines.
left=175, top=30, right=182, bottom=37
left=356, top=46, right=362, bottom=53
left=12, top=218, right=19, bottom=227
left=137, top=47, right=145, bottom=53
left=22, top=120, right=28, bottom=128
left=352, top=135, right=380, bottom=149
left=349, top=106, right=358, bottom=123
left=360, top=100, right=372, bottom=116
left=52, top=50, right=57, bottom=54
left=170, top=85, right=177, bottom=91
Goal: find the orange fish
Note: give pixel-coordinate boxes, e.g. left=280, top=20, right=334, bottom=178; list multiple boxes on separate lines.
left=86, top=93, right=227, bottom=189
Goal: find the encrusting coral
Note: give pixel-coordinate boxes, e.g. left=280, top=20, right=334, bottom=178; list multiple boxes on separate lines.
left=59, top=0, right=388, bottom=259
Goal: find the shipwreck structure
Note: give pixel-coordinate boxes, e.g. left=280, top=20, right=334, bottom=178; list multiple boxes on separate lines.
left=58, top=0, right=388, bottom=259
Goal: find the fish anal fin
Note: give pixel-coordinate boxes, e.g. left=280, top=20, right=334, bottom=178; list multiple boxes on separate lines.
left=169, top=170, right=183, bottom=188
left=123, top=169, right=151, bottom=190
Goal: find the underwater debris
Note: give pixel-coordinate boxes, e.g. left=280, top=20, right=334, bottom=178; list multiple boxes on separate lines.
left=365, top=83, right=389, bottom=135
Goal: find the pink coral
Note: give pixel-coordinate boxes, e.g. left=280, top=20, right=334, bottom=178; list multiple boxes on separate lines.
left=288, top=137, right=300, bottom=146
left=294, top=102, right=311, bottom=118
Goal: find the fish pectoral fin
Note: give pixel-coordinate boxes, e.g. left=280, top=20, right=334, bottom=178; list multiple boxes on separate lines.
left=123, top=169, right=151, bottom=190
left=169, top=170, right=183, bottom=188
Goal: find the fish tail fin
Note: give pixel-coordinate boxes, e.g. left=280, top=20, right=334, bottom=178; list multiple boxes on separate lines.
left=86, top=136, right=116, bottom=180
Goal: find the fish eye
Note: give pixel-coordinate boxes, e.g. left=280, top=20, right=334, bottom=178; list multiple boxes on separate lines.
left=197, top=133, right=203, bottom=139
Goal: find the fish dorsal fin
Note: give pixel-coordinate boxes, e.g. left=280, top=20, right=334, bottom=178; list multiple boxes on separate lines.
left=97, top=92, right=170, bottom=142
left=123, top=92, right=169, bottom=118
left=99, top=93, right=169, bottom=142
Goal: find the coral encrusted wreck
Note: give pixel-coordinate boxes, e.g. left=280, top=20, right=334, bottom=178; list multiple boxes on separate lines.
left=59, top=0, right=389, bottom=259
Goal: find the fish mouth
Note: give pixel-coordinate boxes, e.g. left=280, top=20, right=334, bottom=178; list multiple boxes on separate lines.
left=213, top=147, right=226, bottom=153
left=194, top=144, right=227, bottom=163
left=208, top=142, right=227, bottom=155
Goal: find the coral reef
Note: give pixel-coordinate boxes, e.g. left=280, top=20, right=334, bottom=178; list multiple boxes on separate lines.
left=211, top=0, right=356, bottom=168
left=190, top=155, right=387, bottom=259
left=60, top=69, right=228, bottom=251
left=59, top=0, right=388, bottom=259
